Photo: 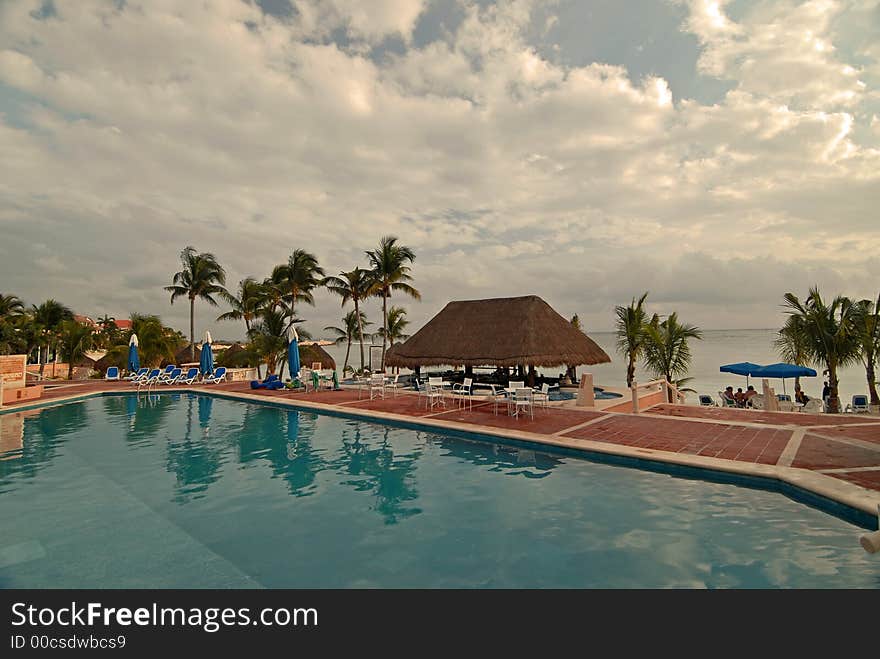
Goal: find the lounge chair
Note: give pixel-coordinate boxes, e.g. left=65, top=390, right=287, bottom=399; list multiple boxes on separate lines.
left=699, top=394, right=717, bottom=407
left=747, top=394, right=765, bottom=410
left=137, top=368, right=161, bottom=389
left=178, top=367, right=200, bottom=385
left=251, top=374, right=284, bottom=390
left=801, top=398, right=824, bottom=413
left=203, top=367, right=227, bottom=384
left=160, top=368, right=182, bottom=384
left=104, top=366, right=120, bottom=381
left=125, top=368, right=147, bottom=381
left=846, top=395, right=870, bottom=413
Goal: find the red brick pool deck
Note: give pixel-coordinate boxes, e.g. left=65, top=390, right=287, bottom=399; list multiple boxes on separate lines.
left=4, top=381, right=880, bottom=511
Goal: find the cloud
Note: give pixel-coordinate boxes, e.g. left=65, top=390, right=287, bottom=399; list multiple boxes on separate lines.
left=0, top=0, right=877, bottom=340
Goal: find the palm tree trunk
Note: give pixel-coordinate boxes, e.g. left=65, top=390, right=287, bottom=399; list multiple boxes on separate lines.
left=867, top=359, right=879, bottom=405
left=354, top=299, right=366, bottom=372
left=245, top=316, right=261, bottom=378
left=626, top=355, right=636, bottom=388
left=827, top=362, right=840, bottom=413
left=38, top=345, right=46, bottom=379
left=380, top=290, right=388, bottom=370
left=67, top=362, right=74, bottom=381
left=344, top=338, right=351, bottom=372
left=189, top=297, right=196, bottom=362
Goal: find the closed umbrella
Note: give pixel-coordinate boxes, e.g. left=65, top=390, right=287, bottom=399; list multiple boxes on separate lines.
left=288, top=327, right=301, bottom=381
left=127, top=334, right=140, bottom=373
left=200, top=331, right=214, bottom=376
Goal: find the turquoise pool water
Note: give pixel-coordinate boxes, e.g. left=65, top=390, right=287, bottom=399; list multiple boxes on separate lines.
left=0, top=393, right=877, bottom=588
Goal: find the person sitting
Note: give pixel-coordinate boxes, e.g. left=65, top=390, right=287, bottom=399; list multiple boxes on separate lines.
left=721, top=386, right=736, bottom=405
left=734, top=387, right=746, bottom=407
left=743, top=385, right=757, bottom=406
left=795, top=389, right=810, bottom=405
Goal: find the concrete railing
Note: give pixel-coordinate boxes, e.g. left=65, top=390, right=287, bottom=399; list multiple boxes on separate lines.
left=629, top=378, right=686, bottom=414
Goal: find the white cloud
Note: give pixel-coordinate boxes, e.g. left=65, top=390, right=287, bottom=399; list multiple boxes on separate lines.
left=0, top=0, right=877, bottom=339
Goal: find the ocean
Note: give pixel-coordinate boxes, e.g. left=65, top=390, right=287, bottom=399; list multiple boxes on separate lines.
left=316, top=329, right=873, bottom=404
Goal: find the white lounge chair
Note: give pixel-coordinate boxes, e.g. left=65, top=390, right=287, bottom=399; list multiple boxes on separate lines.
left=203, top=367, right=227, bottom=384
left=137, top=368, right=161, bottom=390
left=718, top=391, right=737, bottom=408
left=104, top=366, right=120, bottom=381
left=161, top=367, right=182, bottom=384
left=698, top=394, right=717, bottom=407
left=801, top=398, right=824, bottom=413
left=846, top=395, right=870, bottom=413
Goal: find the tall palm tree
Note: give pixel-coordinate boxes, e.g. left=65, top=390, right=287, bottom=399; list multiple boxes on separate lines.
left=641, top=312, right=702, bottom=402
left=0, top=293, right=25, bottom=318
left=854, top=294, right=880, bottom=406
left=366, top=236, right=420, bottom=368
left=217, top=277, right=267, bottom=336
left=165, top=246, right=228, bottom=361
left=782, top=288, right=862, bottom=413
left=58, top=320, right=95, bottom=380
left=325, top=267, right=375, bottom=372
left=615, top=292, right=649, bottom=388
left=325, top=311, right=372, bottom=373
left=32, top=299, right=73, bottom=378
left=273, top=249, right=325, bottom=330
left=773, top=314, right=811, bottom=391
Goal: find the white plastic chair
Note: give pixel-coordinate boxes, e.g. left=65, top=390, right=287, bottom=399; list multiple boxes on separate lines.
left=369, top=373, right=386, bottom=400
left=426, top=382, right=446, bottom=411
left=386, top=373, right=405, bottom=397
left=510, top=388, right=534, bottom=420
left=532, top=383, right=551, bottom=408
left=452, top=377, right=473, bottom=410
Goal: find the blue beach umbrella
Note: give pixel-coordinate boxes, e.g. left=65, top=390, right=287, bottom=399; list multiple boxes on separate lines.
left=720, top=361, right=764, bottom=388
left=755, top=363, right=817, bottom=395
left=198, top=395, right=213, bottom=430
left=127, top=334, right=140, bottom=372
left=288, top=327, right=301, bottom=381
left=200, top=331, right=214, bottom=376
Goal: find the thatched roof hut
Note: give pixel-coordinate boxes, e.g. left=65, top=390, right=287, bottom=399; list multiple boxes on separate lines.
left=299, top=343, right=336, bottom=370
left=172, top=344, right=202, bottom=365
left=217, top=342, right=249, bottom=367
left=384, top=295, right=611, bottom=368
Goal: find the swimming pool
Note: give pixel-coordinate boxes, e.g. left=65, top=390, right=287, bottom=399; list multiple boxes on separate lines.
left=1, top=393, right=877, bottom=588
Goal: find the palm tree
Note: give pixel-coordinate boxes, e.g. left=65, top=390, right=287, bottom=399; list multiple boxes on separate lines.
left=128, top=314, right=179, bottom=366
left=325, top=267, right=375, bottom=372
left=377, top=306, right=410, bottom=346
left=31, top=299, right=73, bottom=378
left=641, top=312, right=702, bottom=402
left=247, top=309, right=289, bottom=375
left=615, top=292, right=649, bottom=388
left=165, top=246, right=228, bottom=361
left=854, top=294, right=880, bottom=406
left=366, top=236, right=420, bottom=368
left=773, top=314, right=811, bottom=391
left=217, top=277, right=267, bottom=336
left=273, top=249, right=325, bottom=330
left=57, top=320, right=95, bottom=380
left=325, top=311, right=372, bottom=373
left=0, top=293, right=25, bottom=318
left=782, top=288, right=862, bottom=413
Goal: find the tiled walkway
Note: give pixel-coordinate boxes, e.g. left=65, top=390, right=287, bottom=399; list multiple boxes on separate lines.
left=4, top=381, right=880, bottom=501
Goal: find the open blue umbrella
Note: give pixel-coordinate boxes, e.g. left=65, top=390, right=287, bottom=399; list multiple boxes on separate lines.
left=720, top=361, right=763, bottom=387
left=199, top=331, right=214, bottom=376
left=755, top=362, right=816, bottom=394
left=127, top=334, right=140, bottom=372
left=288, top=328, right=301, bottom=381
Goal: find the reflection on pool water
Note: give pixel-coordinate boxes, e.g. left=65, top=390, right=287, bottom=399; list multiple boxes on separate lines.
left=0, top=393, right=877, bottom=588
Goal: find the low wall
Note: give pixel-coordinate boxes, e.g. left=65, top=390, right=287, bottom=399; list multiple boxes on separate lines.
left=1, top=355, right=27, bottom=387
left=2, top=384, right=44, bottom=406
left=227, top=368, right=258, bottom=382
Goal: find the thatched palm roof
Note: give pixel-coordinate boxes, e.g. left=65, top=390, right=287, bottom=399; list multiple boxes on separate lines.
left=172, top=343, right=203, bottom=365
left=384, top=295, right=611, bottom=368
left=299, top=343, right=336, bottom=370
left=217, top=342, right=249, bottom=367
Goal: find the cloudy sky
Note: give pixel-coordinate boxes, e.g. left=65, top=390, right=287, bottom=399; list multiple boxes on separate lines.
left=1, top=0, right=878, bottom=341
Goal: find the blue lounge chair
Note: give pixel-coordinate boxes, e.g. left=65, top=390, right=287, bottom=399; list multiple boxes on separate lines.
left=203, top=367, right=227, bottom=384
left=177, top=367, right=199, bottom=384
left=161, top=368, right=182, bottom=384
left=105, top=366, right=120, bottom=381
left=125, top=368, right=147, bottom=381
left=137, top=368, right=161, bottom=389
left=846, top=395, right=870, bottom=413
left=250, top=374, right=284, bottom=390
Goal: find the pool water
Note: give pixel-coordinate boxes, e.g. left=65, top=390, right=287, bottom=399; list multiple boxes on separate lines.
left=0, top=394, right=877, bottom=588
